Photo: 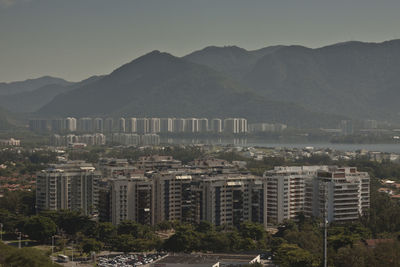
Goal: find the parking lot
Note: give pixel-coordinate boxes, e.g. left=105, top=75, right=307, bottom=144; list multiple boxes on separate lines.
left=97, top=253, right=166, bottom=267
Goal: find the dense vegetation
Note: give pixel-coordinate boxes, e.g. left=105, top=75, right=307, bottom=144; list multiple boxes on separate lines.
left=0, top=242, right=59, bottom=267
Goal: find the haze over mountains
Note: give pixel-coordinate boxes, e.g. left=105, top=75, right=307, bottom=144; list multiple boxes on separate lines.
left=1, top=39, right=400, bottom=128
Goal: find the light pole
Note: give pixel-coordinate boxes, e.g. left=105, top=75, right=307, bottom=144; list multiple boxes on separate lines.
left=71, top=241, right=74, bottom=266
left=0, top=223, right=3, bottom=242
left=17, top=232, right=21, bottom=249
left=51, top=235, right=55, bottom=262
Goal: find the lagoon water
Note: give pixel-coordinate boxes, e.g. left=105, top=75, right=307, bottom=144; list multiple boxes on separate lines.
left=162, top=137, right=400, bottom=153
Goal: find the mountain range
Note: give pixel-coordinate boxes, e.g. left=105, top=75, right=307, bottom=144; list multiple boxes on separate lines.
left=1, top=39, right=400, bottom=128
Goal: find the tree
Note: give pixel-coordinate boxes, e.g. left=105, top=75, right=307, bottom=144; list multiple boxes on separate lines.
left=117, top=220, right=143, bottom=238
left=97, top=222, right=117, bottom=244
left=334, top=244, right=374, bottom=267
left=80, top=238, right=104, bottom=254
left=196, top=221, right=213, bottom=233
left=112, top=234, right=136, bottom=253
left=164, top=229, right=200, bottom=252
left=23, top=216, right=56, bottom=243
left=240, top=221, right=266, bottom=241
left=274, top=243, right=317, bottom=267
left=0, top=242, right=58, bottom=267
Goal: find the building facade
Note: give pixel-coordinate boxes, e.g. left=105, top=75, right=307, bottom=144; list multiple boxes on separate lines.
left=36, top=161, right=101, bottom=215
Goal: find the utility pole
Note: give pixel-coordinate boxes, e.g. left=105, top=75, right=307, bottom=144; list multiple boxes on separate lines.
left=0, top=223, right=3, bottom=242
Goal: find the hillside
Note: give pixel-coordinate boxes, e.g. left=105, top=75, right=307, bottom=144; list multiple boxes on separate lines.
left=0, top=107, right=16, bottom=130
left=185, top=40, right=400, bottom=121
left=0, top=76, right=71, bottom=96
left=38, top=51, right=343, bottom=128
left=0, top=76, right=102, bottom=113
left=183, top=45, right=283, bottom=80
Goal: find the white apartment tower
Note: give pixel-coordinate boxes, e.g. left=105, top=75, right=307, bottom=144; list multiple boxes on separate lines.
left=149, top=118, right=161, bottom=133
left=264, top=166, right=369, bottom=224
left=160, top=118, right=173, bottom=133
left=313, top=167, right=370, bottom=223
left=118, top=118, right=126, bottom=133
left=137, top=118, right=149, bottom=134
left=65, top=117, right=77, bottom=132
left=110, top=177, right=154, bottom=225
left=104, top=118, right=114, bottom=133
left=198, top=118, right=209, bottom=133
left=36, top=161, right=101, bottom=216
left=211, top=119, right=223, bottom=133
left=126, top=118, right=137, bottom=133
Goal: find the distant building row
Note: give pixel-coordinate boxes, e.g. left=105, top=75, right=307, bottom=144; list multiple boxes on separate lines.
left=0, top=138, right=20, bottom=146
left=29, top=117, right=248, bottom=134
left=51, top=133, right=160, bottom=146
left=36, top=159, right=370, bottom=228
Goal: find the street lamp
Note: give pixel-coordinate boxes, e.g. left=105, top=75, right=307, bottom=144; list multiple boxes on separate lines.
left=0, top=223, right=3, bottom=242
left=71, top=241, right=74, bottom=266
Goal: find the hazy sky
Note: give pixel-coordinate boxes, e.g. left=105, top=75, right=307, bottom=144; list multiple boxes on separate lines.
left=1, top=0, right=400, bottom=82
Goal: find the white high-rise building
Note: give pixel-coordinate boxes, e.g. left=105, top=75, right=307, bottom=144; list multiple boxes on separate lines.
left=126, top=118, right=137, bottom=133
left=172, top=118, right=186, bottom=133
left=211, top=119, right=222, bottom=133
left=104, top=118, right=114, bottom=133
left=149, top=118, right=161, bottom=133
left=224, top=118, right=239, bottom=133
left=110, top=177, right=154, bottom=225
left=264, top=166, right=370, bottom=224
left=137, top=118, right=149, bottom=134
left=118, top=118, right=126, bottom=133
left=198, top=118, right=209, bottom=133
left=191, top=175, right=266, bottom=227
left=313, top=167, right=370, bottom=223
left=160, top=118, right=173, bottom=133
left=185, top=118, right=199, bottom=133
left=238, top=118, right=248, bottom=133
left=77, top=117, right=94, bottom=132
left=65, top=117, right=77, bottom=132
left=94, top=118, right=104, bottom=132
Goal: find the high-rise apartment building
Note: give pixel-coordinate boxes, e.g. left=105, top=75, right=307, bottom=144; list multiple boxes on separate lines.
left=264, top=166, right=328, bottom=224
left=198, top=118, right=208, bottom=133
left=29, top=119, right=50, bottom=132
left=185, top=118, right=199, bottom=133
left=153, top=173, right=193, bottom=224
left=104, top=118, right=114, bottom=133
left=149, top=118, right=161, bottom=133
left=65, top=117, right=77, bottom=132
left=160, top=118, right=173, bottom=133
left=126, top=118, right=137, bottom=133
left=224, top=118, right=247, bottom=134
left=110, top=177, right=154, bottom=225
left=172, top=118, right=186, bottom=133
left=211, top=119, right=223, bottom=133
left=191, top=175, right=266, bottom=227
left=118, top=118, right=126, bottom=133
left=77, top=117, right=94, bottom=132
left=94, top=118, right=104, bottom=132
left=137, top=118, right=149, bottom=134
left=36, top=161, right=101, bottom=215
left=264, top=166, right=369, bottom=224
left=51, top=119, right=65, bottom=132
left=312, top=167, right=370, bottom=223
